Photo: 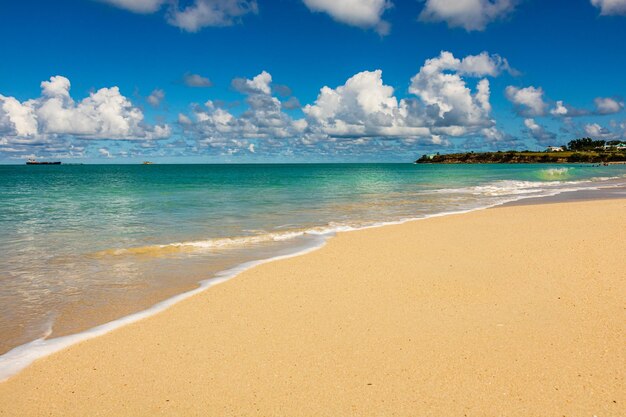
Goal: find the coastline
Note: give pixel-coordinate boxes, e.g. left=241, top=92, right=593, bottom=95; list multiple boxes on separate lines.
left=2, top=179, right=623, bottom=380
left=2, top=164, right=624, bottom=359
left=0, top=196, right=624, bottom=416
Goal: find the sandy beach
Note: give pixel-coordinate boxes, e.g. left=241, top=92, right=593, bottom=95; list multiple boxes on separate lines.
left=0, top=198, right=624, bottom=416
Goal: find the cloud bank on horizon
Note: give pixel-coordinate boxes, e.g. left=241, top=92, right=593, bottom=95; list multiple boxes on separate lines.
left=2, top=49, right=624, bottom=160
left=0, top=0, right=625, bottom=160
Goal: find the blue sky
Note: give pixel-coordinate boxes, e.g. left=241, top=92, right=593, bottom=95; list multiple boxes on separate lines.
left=1, top=0, right=625, bottom=163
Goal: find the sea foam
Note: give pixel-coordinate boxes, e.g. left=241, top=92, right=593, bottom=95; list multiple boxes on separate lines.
left=1, top=173, right=625, bottom=382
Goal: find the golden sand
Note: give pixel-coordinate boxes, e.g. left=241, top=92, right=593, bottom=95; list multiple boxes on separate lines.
left=0, top=199, right=624, bottom=416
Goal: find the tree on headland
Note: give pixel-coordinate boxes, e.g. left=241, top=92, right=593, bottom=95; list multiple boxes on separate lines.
left=566, top=137, right=605, bottom=151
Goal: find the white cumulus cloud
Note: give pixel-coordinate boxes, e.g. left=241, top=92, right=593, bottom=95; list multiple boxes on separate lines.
left=409, top=51, right=509, bottom=129
left=0, top=75, right=170, bottom=145
left=524, top=118, right=556, bottom=145
left=302, top=0, right=392, bottom=34
left=178, top=113, right=193, bottom=125
left=548, top=100, right=588, bottom=117
left=550, top=100, right=568, bottom=117
left=419, top=0, right=519, bottom=31
left=546, top=96, right=623, bottom=117
left=232, top=71, right=273, bottom=95
left=171, top=53, right=514, bottom=158
left=167, top=0, right=258, bottom=32
left=304, top=69, right=429, bottom=138
left=99, top=0, right=166, bottom=13
left=594, top=97, right=624, bottom=114
left=100, top=0, right=258, bottom=31
left=184, top=72, right=306, bottom=146
left=505, top=85, right=547, bottom=117
left=183, top=73, right=213, bottom=88
left=583, top=121, right=626, bottom=140
left=301, top=51, right=509, bottom=142
left=591, top=0, right=626, bottom=15
left=147, top=88, right=165, bottom=107
left=0, top=96, right=38, bottom=138
left=98, top=147, right=112, bottom=158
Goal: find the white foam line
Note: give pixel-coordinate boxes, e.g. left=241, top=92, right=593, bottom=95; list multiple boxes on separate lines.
left=0, top=234, right=328, bottom=382
left=1, top=178, right=624, bottom=382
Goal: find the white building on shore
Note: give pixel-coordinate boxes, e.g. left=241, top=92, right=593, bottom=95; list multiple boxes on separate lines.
left=545, top=146, right=564, bottom=152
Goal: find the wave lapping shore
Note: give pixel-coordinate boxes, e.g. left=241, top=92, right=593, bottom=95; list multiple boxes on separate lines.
left=0, top=197, right=624, bottom=416
left=0, top=164, right=626, bottom=376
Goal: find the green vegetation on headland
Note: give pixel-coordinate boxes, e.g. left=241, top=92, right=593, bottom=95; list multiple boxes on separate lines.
left=416, top=138, right=626, bottom=164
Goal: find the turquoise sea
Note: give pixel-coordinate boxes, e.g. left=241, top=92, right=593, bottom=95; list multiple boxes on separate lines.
left=0, top=163, right=625, bottom=377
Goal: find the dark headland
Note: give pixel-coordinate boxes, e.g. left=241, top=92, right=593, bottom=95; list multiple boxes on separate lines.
left=416, top=138, right=626, bottom=164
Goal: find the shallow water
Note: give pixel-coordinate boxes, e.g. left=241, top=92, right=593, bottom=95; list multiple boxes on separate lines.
left=1, top=163, right=625, bottom=356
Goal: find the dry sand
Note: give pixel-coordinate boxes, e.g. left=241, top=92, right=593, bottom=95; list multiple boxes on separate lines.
left=0, top=199, right=624, bottom=416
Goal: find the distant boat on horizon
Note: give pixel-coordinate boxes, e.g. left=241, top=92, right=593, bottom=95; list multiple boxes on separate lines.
left=26, top=158, right=61, bottom=165
left=142, top=161, right=154, bottom=165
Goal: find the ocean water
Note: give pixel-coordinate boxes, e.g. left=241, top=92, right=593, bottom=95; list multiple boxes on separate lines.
left=0, top=163, right=625, bottom=376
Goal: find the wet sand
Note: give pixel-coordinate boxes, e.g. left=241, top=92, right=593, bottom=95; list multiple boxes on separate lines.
left=0, top=199, right=624, bottom=416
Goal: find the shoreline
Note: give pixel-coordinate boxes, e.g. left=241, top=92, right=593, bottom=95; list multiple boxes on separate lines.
left=0, top=183, right=625, bottom=383
left=0, top=233, right=329, bottom=382
left=0, top=200, right=624, bottom=415
left=1, top=165, right=625, bottom=359
left=0, top=205, right=490, bottom=382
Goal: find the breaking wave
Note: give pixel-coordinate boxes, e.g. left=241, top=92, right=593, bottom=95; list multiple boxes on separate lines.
left=433, top=175, right=621, bottom=197
left=92, top=227, right=350, bottom=258
left=536, top=167, right=573, bottom=180
left=93, top=174, right=625, bottom=259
